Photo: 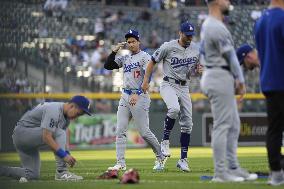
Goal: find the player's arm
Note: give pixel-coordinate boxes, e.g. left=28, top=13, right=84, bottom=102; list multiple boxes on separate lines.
left=104, top=42, right=126, bottom=70
left=42, top=128, right=61, bottom=152
left=141, top=59, right=156, bottom=93
left=141, top=43, right=167, bottom=93
left=42, top=129, right=76, bottom=167
left=65, top=128, right=70, bottom=152
left=223, top=50, right=246, bottom=101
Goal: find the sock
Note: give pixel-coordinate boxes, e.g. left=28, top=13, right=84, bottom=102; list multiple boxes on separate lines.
left=180, top=133, right=190, bottom=159
left=163, top=116, right=176, bottom=140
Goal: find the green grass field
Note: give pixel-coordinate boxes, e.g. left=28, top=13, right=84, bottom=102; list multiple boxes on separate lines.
left=0, top=147, right=275, bottom=189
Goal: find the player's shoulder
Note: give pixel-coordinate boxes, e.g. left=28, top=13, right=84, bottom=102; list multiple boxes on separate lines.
left=189, top=41, right=200, bottom=51
left=139, top=50, right=151, bottom=61
left=44, top=102, right=63, bottom=114
left=160, top=40, right=177, bottom=48
left=203, top=17, right=225, bottom=32
left=140, top=50, right=151, bottom=57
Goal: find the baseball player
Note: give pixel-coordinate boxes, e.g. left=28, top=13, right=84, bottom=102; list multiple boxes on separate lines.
left=104, top=29, right=165, bottom=171
left=200, top=0, right=257, bottom=182
left=0, top=95, right=91, bottom=181
left=254, top=0, right=284, bottom=185
left=141, top=21, right=202, bottom=172
left=236, top=44, right=259, bottom=70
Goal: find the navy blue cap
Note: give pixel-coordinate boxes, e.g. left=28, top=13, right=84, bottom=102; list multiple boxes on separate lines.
left=70, top=95, right=91, bottom=116
left=125, top=29, right=140, bottom=40
left=236, top=44, right=254, bottom=65
left=180, top=21, right=195, bottom=36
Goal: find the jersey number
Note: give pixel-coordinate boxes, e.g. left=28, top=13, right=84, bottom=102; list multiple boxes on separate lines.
left=133, top=71, right=141, bottom=78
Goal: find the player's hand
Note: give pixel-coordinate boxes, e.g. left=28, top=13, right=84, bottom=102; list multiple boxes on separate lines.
left=63, top=154, right=76, bottom=168
left=235, top=80, right=246, bottom=103
left=129, top=94, right=139, bottom=106
left=196, top=64, right=203, bottom=74
left=113, top=42, right=127, bottom=53
left=141, top=81, right=149, bottom=94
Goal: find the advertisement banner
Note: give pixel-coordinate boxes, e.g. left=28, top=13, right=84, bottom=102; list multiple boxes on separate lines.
left=202, top=113, right=268, bottom=146
left=69, top=114, right=146, bottom=149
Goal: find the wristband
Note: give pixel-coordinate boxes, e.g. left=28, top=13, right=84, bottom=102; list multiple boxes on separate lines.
left=56, top=148, right=68, bottom=158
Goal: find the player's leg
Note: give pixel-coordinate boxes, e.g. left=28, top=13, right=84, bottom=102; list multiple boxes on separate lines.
left=225, top=95, right=258, bottom=180
left=0, top=126, right=42, bottom=180
left=54, top=128, right=83, bottom=181
left=176, top=88, right=193, bottom=172
left=201, top=70, right=244, bottom=182
left=109, top=96, right=130, bottom=170
left=130, top=94, right=165, bottom=170
left=265, top=92, right=284, bottom=185
left=160, top=81, right=180, bottom=157
left=226, top=99, right=240, bottom=170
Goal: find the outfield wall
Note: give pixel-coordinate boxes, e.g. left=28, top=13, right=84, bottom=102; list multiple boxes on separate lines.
left=0, top=93, right=267, bottom=152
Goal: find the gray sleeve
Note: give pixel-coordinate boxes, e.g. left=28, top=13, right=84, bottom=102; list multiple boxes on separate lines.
left=215, top=30, right=234, bottom=54
left=41, top=107, right=58, bottom=133
left=223, top=50, right=245, bottom=83
left=114, top=55, right=126, bottom=68
left=151, top=42, right=168, bottom=63
left=142, top=53, right=151, bottom=70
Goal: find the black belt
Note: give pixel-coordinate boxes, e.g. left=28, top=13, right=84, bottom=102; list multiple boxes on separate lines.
left=206, top=66, right=230, bottom=71
left=163, top=76, right=186, bottom=86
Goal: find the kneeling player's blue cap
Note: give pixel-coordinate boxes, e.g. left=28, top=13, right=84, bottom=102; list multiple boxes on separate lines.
left=70, top=95, right=92, bottom=116
left=180, top=21, right=195, bottom=36
left=236, top=44, right=253, bottom=65
left=125, top=29, right=140, bottom=41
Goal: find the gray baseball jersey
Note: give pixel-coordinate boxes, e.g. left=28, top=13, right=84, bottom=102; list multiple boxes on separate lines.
left=115, top=51, right=151, bottom=89
left=113, top=50, right=163, bottom=166
left=200, top=15, right=242, bottom=176
left=200, top=16, right=234, bottom=67
left=152, top=39, right=200, bottom=81
left=18, top=102, right=69, bottom=132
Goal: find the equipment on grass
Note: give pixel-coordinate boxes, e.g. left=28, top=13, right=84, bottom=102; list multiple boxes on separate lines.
left=120, top=168, right=140, bottom=184
left=97, top=169, right=119, bottom=179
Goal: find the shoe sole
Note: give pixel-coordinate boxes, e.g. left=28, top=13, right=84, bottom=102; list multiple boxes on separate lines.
left=211, top=178, right=244, bottom=182
left=176, top=164, right=190, bottom=172
left=268, top=180, right=284, bottom=186
left=55, top=178, right=83, bottom=181
left=245, top=174, right=258, bottom=181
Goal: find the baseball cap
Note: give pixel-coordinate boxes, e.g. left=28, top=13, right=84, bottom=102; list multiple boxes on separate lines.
left=69, top=95, right=91, bottom=116
left=125, top=29, right=140, bottom=41
left=236, top=44, right=254, bottom=65
left=180, top=21, right=195, bottom=36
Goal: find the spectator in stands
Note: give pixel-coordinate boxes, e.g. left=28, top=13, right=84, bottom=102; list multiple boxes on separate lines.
left=138, top=10, right=152, bottom=21
left=94, top=17, right=105, bottom=40
left=150, top=0, right=162, bottom=10
left=250, top=6, right=262, bottom=21
left=43, top=0, right=68, bottom=20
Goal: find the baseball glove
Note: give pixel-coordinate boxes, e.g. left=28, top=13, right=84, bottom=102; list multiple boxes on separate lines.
left=120, top=168, right=140, bottom=184
left=96, top=169, right=119, bottom=179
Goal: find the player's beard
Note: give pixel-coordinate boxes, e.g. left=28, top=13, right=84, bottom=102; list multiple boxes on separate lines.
left=222, top=5, right=233, bottom=16
left=222, top=8, right=230, bottom=16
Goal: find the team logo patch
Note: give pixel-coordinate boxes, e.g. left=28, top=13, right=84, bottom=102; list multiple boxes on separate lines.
left=49, top=118, right=55, bottom=128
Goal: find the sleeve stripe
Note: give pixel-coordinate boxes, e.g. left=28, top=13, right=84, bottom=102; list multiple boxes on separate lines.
left=151, top=56, right=157, bottom=64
